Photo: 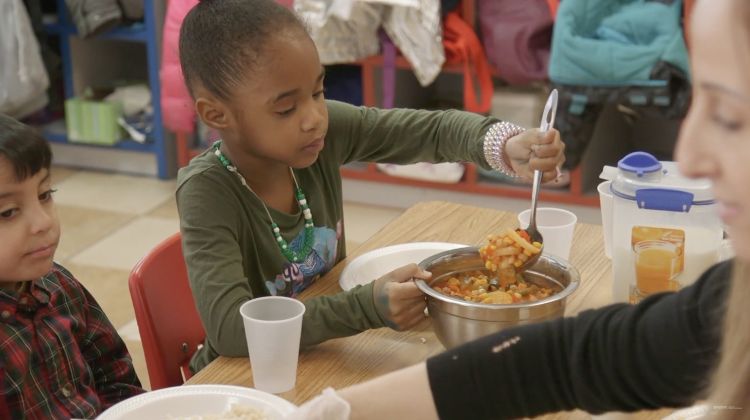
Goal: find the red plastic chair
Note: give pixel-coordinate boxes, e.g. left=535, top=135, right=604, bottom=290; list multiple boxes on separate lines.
left=128, top=232, right=206, bottom=389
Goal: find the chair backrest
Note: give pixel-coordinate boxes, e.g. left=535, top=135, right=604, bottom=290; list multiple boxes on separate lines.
left=128, top=232, right=206, bottom=389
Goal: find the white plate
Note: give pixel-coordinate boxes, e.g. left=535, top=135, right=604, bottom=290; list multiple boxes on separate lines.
left=339, top=242, right=468, bottom=291
left=661, top=405, right=711, bottom=420
left=97, top=385, right=296, bottom=420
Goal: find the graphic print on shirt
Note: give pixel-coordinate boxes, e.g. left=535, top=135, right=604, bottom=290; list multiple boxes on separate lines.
left=265, top=220, right=342, bottom=297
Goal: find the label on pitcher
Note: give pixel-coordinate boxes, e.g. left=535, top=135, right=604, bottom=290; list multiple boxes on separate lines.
left=629, top=226, right=684, bottom=304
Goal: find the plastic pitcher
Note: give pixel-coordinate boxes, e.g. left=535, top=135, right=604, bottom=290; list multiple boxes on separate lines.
left=603, top=152, right=723, bottom=303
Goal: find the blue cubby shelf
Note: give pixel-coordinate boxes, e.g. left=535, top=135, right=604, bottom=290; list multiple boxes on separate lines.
left=42, top=122, right=156, bottom=153
left=43, top=22, right=148, bottom=43
left=43, top=0, right=171, bottom=178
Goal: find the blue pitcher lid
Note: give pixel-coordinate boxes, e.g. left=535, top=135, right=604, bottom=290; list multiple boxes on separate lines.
left=612, top=151, right=715, bottom=212
left=617, top=152, right=662, bottom=177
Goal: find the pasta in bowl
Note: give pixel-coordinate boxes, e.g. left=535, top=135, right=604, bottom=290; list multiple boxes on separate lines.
left=431, top=270, right=558, bottom=304
left=415, top=247, right=579, bottom=348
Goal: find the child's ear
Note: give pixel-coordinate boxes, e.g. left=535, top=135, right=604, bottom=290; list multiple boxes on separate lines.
left=195, top=97, right=231, bottom=130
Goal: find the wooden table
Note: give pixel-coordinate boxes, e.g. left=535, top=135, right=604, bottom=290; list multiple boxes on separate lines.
left=187, top=201, right=671, bottom=419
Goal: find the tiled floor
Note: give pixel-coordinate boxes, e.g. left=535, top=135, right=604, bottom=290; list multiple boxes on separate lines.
left=50, top=166, right=404, bottom=390
left=52, top=165, right=601, bottom=392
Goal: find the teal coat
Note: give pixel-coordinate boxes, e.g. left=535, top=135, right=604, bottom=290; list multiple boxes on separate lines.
left=549, top=0, right=689, bottom=87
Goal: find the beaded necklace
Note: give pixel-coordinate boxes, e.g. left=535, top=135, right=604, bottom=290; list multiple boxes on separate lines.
left=213, top=141, right=315, bottom=263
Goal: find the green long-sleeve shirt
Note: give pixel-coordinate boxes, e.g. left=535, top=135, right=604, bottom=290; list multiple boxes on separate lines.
left=177, top=100, right=498, bottom=372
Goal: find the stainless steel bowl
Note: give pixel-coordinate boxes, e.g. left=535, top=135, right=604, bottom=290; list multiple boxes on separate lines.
left=415, top=246, right=580, bottom=348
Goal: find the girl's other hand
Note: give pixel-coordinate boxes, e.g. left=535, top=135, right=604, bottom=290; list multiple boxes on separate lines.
left=505, top=128, right=565, bottom=183
left=372, top=264, right=432, bottom=331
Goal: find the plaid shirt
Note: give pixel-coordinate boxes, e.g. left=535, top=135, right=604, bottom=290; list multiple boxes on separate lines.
left=0, top=264, right=144, bottom=419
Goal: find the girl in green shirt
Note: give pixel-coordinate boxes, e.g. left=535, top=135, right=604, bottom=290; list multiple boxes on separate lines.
left=176, top=0, right=565, bottom=372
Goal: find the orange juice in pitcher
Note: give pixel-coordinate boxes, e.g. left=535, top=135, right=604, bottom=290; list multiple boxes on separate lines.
left=633, top=239, right=681, bottom=299
left=606, top=152, right=723, bottom=303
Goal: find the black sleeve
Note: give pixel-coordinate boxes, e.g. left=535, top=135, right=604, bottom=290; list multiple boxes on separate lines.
left=426, top=261, right=731, bottom=420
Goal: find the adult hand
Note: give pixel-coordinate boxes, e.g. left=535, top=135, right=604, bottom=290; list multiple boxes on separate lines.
left=283, top=388, right=350, bottom=420
left=372, top=264, right=432, bottom=331
left=505, top=128, right=565, bottom=183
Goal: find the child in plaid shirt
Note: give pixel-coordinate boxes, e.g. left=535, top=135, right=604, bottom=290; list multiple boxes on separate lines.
left=0, top=114, right=144, bottom=419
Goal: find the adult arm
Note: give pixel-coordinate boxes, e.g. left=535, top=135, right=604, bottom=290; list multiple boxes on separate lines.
left=308, top=262, right=729, bottom=420
left=427, top=261, right=730, bottom=419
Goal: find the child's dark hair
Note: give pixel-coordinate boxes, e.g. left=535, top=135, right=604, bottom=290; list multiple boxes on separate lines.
left=0, top=114, right=52, bottom=181
left=179, top=0, right=307, bottom=101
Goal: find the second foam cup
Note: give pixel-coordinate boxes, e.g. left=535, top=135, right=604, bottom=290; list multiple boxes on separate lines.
left=239, top=296, right=306, bottom=393
left=517, top=207, right=578, bottom=261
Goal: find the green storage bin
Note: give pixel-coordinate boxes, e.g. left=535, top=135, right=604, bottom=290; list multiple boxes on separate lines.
left=65, top=97, right=123, bottom=145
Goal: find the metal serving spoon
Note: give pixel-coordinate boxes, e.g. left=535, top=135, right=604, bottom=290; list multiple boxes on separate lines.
left=488, top=90, right=558, bottom=288
left=518, top=89, right=558, bottom=272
